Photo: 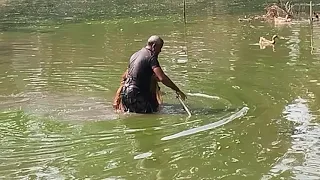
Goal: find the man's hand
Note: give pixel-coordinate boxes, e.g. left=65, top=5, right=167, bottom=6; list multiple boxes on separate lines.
left=176, top=90, right=187, bottom=101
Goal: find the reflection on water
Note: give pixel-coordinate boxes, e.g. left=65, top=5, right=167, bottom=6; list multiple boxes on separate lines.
left=262, top=97, right=320, bottom=180
left=1, top=1, right=320, bottom=179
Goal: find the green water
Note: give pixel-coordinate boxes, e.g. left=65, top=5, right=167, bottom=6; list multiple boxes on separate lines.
left=1, top=0, right=320, bottom=179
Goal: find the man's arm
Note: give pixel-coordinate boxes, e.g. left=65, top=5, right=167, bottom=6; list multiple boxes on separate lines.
left=153, top=67, right=179, bottom=91
left=149, top=55, right=186, bottom=100
left=153, top=66, right=186, bottom=100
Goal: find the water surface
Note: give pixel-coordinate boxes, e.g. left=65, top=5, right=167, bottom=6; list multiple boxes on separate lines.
left=1, top=0, right=320, bottom=179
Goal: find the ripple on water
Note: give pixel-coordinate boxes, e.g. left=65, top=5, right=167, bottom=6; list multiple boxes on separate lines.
left=0, top=109, right=124, bottom=179
left=0, top=92, right=119, bottom=121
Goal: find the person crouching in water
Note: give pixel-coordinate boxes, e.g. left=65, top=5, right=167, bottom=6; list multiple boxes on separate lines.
left=113, top=71, right=163, bottom=112
left=113, top=35, right=186, bottom=114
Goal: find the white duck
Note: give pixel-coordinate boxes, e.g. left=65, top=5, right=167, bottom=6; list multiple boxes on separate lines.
left=259, top=35, right=278, bottom=45
left=259, top=35, right=278, bottom=52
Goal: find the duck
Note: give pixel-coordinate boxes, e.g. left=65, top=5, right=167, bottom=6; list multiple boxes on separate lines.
left=259, top=35, right=278, bottom=45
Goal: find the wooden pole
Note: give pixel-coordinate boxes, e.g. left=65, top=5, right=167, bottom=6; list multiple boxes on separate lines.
left=310, top=1, right=313, bottom=24
left=183, top=0, right=186, bottom=24
left=177, top=96, right=191, bottom=118
left=311, top=22, right=314, bottom=54
left=298, top=3, right=301, bottom=19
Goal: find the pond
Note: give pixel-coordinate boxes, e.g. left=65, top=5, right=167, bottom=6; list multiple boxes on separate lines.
left=0, top=0, right=320, bottom=179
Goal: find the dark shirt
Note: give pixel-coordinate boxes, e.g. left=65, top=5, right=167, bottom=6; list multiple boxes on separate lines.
left=126, top=47, right=160, bottom=94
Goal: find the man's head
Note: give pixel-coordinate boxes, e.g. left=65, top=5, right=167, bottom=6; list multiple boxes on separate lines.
left=147, top=35, right=164, bottom=55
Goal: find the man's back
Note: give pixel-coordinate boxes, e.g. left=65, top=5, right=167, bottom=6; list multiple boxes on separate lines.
left=127, top=47, right=159, bottom=93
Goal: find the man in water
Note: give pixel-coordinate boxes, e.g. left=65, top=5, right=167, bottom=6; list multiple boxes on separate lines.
left=120, top=35, right=186, bottom=113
